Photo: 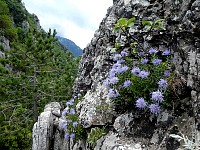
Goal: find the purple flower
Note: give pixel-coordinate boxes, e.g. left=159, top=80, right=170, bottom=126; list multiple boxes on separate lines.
left=117, top=59, right=125, bottom=64
left=152, top=59, right=162, bottom=65
left=151, top=90, right=164, bottom=103
left=69, top=108, right=75, bottom=115
left=138, top=70, right=150, bottom=78
left=69, top=98, right=75, bottom=103
left=123, top=80, right=132, bottom=88
left=114, top=54, right=122, bottom=61
left=136, top=98, right=147, bottom=109
left=162, top=49, right=171, bottom=56
left=149, top=48, right=158, bottom=54
left=77, top=93, right=81, bottom=97
left=138, top=52, right=145, bottom=56
left=141, top=58, right=149, bottom=64
left=158, top=79, right=168, bottom=89
left=113, top=63, right=121, bottom=69
left=73, top=121, right=78, bottom=128
left=121, top=50, right=128, bottom=56
left=108, top=88, right=119, bottom=98
left=116, top=65, right=129, bottom=74
left=59, top=120, right=67, bottom=129
left=68, top=120, right=72, bottom=123
left=149, top=104, right=160, bottom=115
left=66, top=101, right=72, bottom=106
left=109, top=77, right=119, bottom=84
left=131, top=67, right=140, bottom=75
left=164, top=70, right=170, bottom=77
left=103, top=79, right=110, bottom=89
left=109, top=69, right=116, bottom=78
left=64, top=133, right=69, bottom=140
left=62, top=109, right=67, bottom=116
left=70, top=133, right=75, bottom=139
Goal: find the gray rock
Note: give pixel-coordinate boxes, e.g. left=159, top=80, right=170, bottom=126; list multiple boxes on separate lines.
left=0, top=36, right=10, bottom=50
left=34, top=0, right=200, bottom=149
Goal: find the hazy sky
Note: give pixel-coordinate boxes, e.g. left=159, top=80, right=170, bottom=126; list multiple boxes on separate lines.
left=22, top=0, right=113, bottom=49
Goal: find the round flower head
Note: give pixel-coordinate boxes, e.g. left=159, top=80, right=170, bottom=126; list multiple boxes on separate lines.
left=148, top=48, right=158, bottom=54
left=138, top=52, right=145, bottom=56
left=64, top=132, right=69, bottom=140
left=69, top=98, right=75, bottom=103
left=162, top=49, right=171, bottom=56
left=62, top=109, right=67, bottom=116
left=123, top=80, right=132, bottom=88
left=141, top=58, right=148, bottom=64
left=109, top=77, right=119, bottom=84
left=151, top=90, right=164, bottom=103
left=66, top=101, right=72, bottom=107
left=149, top=104, right=160, bottom=115
left=59, top=120, right=67, bottom=129
left=117, top=59, right=125, bottom=64
left=138, top=70, right=149, bottom=79
left=109, top=68, right=116, bottom=78
left=121, top=50, right=128, bottom=57
left=116, top=65, right=129, bottom=74
left=70, top=133, right=75, bottom=139
left=158, top=79, right=168, bottom=89
left=164, top=70, right=170, bottom=77
left=113, top=54, right=122, bottom=61
left=108, top=88, right=119, bottom=98
left=69, top=108, right=75, bottom=115
left=152, top=59, right=162, bottom=65
left=131, top=67, right=140, bottom=75
left=77, top=93, right=81, bottom=97
left=73, top=121, right=78, bottom=128
left=136, top=97, right=147, bottom=109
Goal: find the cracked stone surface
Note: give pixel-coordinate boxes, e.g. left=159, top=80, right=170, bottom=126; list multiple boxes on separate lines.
left=33, top=0, right=200, bottom=149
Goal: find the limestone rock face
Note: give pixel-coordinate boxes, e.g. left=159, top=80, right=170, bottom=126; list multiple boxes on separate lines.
left=0, top=36, right=10, bottom=51
left=34, top=0, right=200, bottom=149
left=32, top=102, right=68, bottom=150
left=72, top=0, right=200, bottom=149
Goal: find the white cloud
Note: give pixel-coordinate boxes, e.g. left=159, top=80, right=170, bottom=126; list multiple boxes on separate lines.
left=22, top=0, right=113, bottom=49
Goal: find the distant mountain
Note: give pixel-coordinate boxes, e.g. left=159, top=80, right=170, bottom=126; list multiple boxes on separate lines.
left=56, top=36, right=83, bottom=57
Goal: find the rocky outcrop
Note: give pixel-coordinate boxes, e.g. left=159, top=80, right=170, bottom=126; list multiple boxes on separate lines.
left=32, top=102, right=68, bottom=150
left=0, top=36, right=10, bottom=52
left=73, top=0, right=200, bottom=149
left=33, top=0, right=200, bottom=149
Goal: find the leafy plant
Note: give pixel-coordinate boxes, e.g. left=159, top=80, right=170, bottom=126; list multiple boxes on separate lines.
left=170, top=133, right=200, bottom=150
left=103, top=17, right=174, bottom=114
left=87, top=127, right=106, bottom=148
left=60, top=94, right=86, bottom=141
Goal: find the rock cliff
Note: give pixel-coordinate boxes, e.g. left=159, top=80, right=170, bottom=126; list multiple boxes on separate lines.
left=33, top=0, right=200, bottom=149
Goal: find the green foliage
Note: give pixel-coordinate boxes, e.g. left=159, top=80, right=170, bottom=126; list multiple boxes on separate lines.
left=104, top=17, right=174, bottom=114
left=4, top=0, right=27, bottom=26
left=142, top=19, right=166, bottom=30
left=87, top=127, right=106, bottom=148
left=114, top=17, right=136, bottom=31
left=0, top=1, right=18, bottom=41
left=61, top=95, right=86, bottom=140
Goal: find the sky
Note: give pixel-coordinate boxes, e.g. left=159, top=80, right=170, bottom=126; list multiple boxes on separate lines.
left=22, top=0, right=113, bottom=49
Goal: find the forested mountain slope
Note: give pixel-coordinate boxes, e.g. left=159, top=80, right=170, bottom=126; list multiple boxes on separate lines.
left=0, top=0, right=79, bottom=149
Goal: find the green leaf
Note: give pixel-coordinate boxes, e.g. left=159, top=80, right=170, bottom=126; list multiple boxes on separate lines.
left=113, top=24, right=120, bottom=32
left=142, top=20, right=153, bottom=26
left=156, top=25, right=166, bottom=30
left=130, top=41, right=137, bottom=47
left=144, top=25, right=151, bottom=30
left=127, top=17, right=136, bottom=27
left=117, top=18, right=127, bottom=25
left=154, top=19, right=165, bottom=24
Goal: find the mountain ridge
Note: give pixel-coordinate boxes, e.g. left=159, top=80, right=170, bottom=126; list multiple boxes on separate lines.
left=56, top=35, right=83, bottom=57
